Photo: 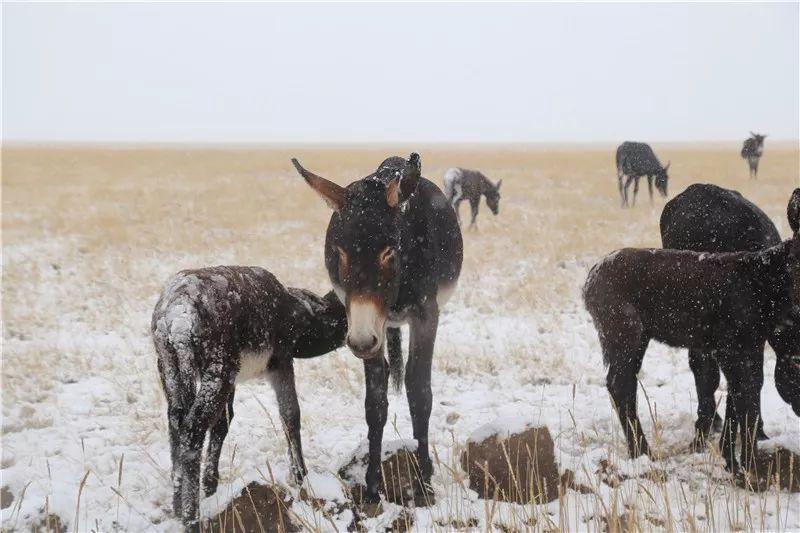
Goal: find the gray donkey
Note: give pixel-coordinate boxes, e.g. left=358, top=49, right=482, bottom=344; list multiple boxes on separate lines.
left=443, top=167, right=502, bottom=228
left=152, top=266, right=346, bottom=531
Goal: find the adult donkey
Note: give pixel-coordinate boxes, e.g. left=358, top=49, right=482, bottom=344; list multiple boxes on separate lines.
left=660, top=184, right=782, bottom=447
left=292, top=153, right=463, bottom=505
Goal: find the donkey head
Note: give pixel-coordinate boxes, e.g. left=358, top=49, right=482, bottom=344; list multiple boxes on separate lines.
left=655, top=162, right=670, bottom=197
left=293, top=154, right=421, bottom=358
left=486, top=179, right=502, bottom=215
left=750, top=132, right=767, bottom=146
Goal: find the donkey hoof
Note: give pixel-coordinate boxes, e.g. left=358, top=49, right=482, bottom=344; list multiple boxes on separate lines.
left=202, top=473, right=219, bottom=497
left=203, top=482, right=218, bottom=498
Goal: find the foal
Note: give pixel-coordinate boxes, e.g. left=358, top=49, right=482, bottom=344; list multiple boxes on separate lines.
left=443, top=167, right=502, bottom=228
left=584, top=189, right=800, bottom=474
left=152, top=266, right=346, bottom=530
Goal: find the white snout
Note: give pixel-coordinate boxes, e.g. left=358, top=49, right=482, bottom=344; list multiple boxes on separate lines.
left=346, top=297, right=385, bottom=358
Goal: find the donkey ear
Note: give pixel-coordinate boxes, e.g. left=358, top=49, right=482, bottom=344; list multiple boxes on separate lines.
left=664, top=161, right=671, bottom=172
left=386, top=179, right=401, bottom=208
left=396, top=152, right=421, bottom=202
left=788, top=188, right=800, bottom=234
left=292, top=158, right=346, bottom=211
left=495, top=179, right=503, bottom=191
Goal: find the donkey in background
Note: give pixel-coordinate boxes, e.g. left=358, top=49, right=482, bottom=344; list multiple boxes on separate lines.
left=584, top=189, right=800, bottom=475
left=615, top=141, right=670, bottom=207
left=152, top=266, right=346, bottom=530
left=443, top=167, right=502, bottom=228
left=741, top=132, right=767, bottom=179
left=293, top=153, right=463, bottom=505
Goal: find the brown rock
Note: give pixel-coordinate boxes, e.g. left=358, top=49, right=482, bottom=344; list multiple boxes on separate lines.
left=460, top=424, right=561, bottom=504
left=338, top=441, right=427, bottom=506
left=736, top=446, right=800, bottom=492
left=205, top=482, right=297, bottom=533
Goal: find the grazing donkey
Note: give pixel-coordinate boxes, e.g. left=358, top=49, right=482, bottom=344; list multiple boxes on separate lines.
left=661, top=183, right=782, bottom=446
left=443, top=167, right=502, bottom=228
left=615, top=142, right=670, bottom=207
left=293, top=153, right=463, bottom=505
left=741, top=132, right=767, bottom=179
left=152, top=266, right=346, bottom=530
left=583, top=189, right=800, bottom=474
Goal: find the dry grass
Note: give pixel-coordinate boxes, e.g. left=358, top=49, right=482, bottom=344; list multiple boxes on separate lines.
left=2, top=143, right=798, bottom=531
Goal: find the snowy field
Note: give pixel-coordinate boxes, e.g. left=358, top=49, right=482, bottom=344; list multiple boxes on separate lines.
left=3, top=144, right=799, bottom=531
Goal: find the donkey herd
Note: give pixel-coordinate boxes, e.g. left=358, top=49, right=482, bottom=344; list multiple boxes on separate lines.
left=152, top=141, right=799, bottom=530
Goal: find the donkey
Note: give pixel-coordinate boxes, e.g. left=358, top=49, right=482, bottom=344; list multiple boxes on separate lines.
left=583, top=189, right=800, bottom=474
left=152, top=266, right=346, bottom=530
left=443, top=167, right=502, bottom=228
left=293, top=153, right=463, bottom=505
left=660, top=183, right=781, bottom=446
left=741, top=132, right=767, bottom=179
left=615, top=141, right=669, bottom=207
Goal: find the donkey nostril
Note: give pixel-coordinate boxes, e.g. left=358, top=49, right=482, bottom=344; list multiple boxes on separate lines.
left=371, top=335, right=378, bottom=346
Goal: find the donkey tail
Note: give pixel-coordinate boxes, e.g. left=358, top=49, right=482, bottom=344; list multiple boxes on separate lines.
left=442, top=168, right=461, bottom=202
left=387, top=327, right=404, bottom=392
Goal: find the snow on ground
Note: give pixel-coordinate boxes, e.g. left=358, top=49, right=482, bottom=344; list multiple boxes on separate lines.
left=3, top=146, right=800, bottom=531
left=3, top=236, right=798, bottom=532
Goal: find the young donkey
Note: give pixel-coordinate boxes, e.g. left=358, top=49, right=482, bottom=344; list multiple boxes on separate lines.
left=584, top=189, right=800, bottom=474
left=443, top=167, right=502, bottom=228
left=152, top=266, right=346, bottom=530
left=293, top=153, right=463, bottom=504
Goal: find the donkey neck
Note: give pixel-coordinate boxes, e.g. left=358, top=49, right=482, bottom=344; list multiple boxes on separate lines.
left=477, top=173, right=494, bottom=194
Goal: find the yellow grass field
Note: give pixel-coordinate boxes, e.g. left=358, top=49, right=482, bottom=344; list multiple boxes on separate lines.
left=2, top=144, right=799, bottom=531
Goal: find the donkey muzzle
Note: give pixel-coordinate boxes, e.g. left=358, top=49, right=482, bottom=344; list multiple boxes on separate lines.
left=346, top=295, right=386, bottom=359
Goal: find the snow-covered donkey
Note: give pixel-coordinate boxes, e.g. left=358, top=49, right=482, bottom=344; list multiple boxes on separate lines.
left=443, top=167, right=502, bottom=228
left=152, top=266, right=346, bottom=531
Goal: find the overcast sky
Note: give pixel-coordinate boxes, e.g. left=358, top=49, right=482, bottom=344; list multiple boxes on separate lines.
left=3, top=2, right=798, bottom=143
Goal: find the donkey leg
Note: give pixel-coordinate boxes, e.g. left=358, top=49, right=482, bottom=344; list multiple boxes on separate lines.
left=631, top=177, right=640, bottom=207
left=720, top=395, right=739, bottom=472
left=406, top=310, right=439, bottom=505
left=469, top=198, right=479, bottom=229
left=269, top=357, right=307, bottom=484
left=179, top=374, right=231, bottom=531
left=647, top=176, right=654, bottom=204
left=689, top=349, right=721, bottom=449
left=363, top=355, right=389, bottom=503
left=617, top=171, right=625, bottom=207
left=605, top=335, right=651, bottom=458
left=452, top=199, right=463, bottom=226
left=622, top=176, right=635, bottom=208
left=719, top=353, right=761, bottom=473
left=157, top=357, right=194, bottom=518
left=202, top=387, right=235, bottom=497
left=752, top=348, right=768, bottom=441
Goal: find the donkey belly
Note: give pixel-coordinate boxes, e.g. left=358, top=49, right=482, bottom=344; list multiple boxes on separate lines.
left=236, top=348, right=273, bottom=382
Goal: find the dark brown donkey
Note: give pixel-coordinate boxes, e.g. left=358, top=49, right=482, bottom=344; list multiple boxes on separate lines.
left=293, top=153, right=463, bottom=505
left=660, top=183, right=782, bottom=446
left=583, top=189, right=800, bottom=475
left=152, top=266, right=346, bottom=530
